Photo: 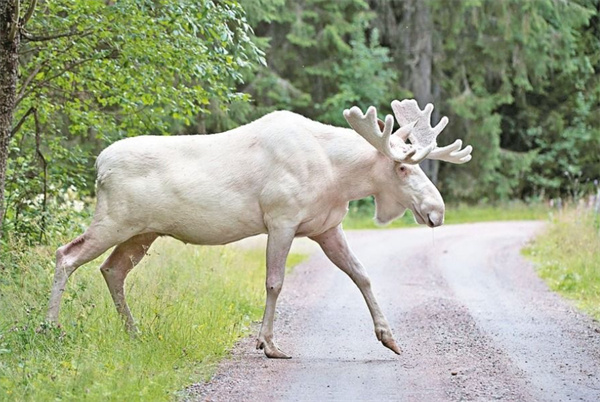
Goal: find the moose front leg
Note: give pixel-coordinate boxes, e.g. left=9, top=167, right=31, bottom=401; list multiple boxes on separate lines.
left=256, top=227, right=295, bottom=359
left=311, top=224, right=401, bottom=354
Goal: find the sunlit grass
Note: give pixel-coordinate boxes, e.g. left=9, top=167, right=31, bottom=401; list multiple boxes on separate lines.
left=0, top=237, right=306, bottom=401
left=343, top=201, right=550, bottom=230
left=524, top=209, right=600, bottom=319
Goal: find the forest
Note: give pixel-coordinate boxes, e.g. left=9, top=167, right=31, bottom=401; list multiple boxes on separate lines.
left=0, top=0, right=598, bottom=243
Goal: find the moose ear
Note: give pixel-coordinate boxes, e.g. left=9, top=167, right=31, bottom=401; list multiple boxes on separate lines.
left=377, top=119, right=386, bottom=132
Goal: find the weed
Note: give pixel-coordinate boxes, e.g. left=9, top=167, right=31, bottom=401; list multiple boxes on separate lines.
left=0, top=237, right=306, bottom=401
left=524, top=209, right=600, bottom=319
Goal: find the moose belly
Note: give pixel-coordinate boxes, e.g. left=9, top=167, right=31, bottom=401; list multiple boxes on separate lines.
left=132, top=192, right=268, bottom=245
left=151, top=210, right=267, bottom=245
left=295, top=205, right=349, bottom=238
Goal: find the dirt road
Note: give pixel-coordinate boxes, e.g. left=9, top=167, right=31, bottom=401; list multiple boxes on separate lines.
left=188, top=222, right=600, bottom=401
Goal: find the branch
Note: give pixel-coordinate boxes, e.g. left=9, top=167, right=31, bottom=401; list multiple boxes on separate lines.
left=21, top=29, right=91, bottom=42
left=15, top=56, right=100, bottom=107
left=18, top=45, right=41, bottom=56
left=39, top=56, right=98, bottom=85
left=15, top=41, right=79, bottom=105
left=8, top=0, right=21, bottom=41
left=16, top=63, right=43, bottom=102
left=10, top=106, right=35, bottom=139
left=33, top=109, right=48, bottom=243
left=21, top=0, right=37, bottom=28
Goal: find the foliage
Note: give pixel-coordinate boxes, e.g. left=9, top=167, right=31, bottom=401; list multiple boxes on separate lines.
left=0, top=234, right=306, bottom=401
left=432, top=0, right=599, bottom=201
left=524, top=209, right=600, bottom=319
left=231, top=0, right=599, bottom=207
left=5, top=0, right=264, bottom=242
left=318, top=27, right=399, bottom=126
left=3, top=185, right=93, bottom=247
left=238, top=0, right=399, bottom=125
left=3, top=0, right=599, bottom=243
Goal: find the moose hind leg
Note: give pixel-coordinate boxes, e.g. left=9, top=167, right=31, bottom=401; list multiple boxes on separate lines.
left=256, top=227, right=295, bottom=359
left=99, top=233, right=158, bottom=333
left=47, top=226, right=120, bottom=323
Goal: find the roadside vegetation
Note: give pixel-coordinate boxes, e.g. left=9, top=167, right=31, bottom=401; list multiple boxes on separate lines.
left=0, top=236, right=306, bottom=401
left=524, top=209, right=600, bottom=320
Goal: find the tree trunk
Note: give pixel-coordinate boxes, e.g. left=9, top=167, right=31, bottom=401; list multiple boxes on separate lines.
left=0, top=0, right=20, bottom=238
left=369, top=0, right=441, bottom=182
left=401, top=0, right=439, bottom=182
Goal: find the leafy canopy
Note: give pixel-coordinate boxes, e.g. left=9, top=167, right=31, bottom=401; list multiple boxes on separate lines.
left=7, top=0, right=264, bottom=242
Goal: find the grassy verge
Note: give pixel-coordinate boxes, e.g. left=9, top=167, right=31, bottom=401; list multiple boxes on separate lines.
left=343, top=201, right=550, bottom=230
left=524, top=210, right=600, bottom=320
left=0, top=237, right=306, bottom=401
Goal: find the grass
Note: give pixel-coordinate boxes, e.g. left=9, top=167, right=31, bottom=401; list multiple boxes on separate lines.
left=523, top=209, right=600, bottom=320
left=343, top=201, right=550, bottom=230
left=0, top=237, right=306, bottom=401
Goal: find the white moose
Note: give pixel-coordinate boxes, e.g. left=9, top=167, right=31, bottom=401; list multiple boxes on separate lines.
left=46, top=99, right=472, bottom=358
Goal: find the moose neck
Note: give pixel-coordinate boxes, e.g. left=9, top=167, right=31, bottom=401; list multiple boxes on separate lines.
left=325, top=127, right=388, bottom=203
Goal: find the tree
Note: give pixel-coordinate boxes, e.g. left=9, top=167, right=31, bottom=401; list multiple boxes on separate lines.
left=370, top=0, right=599, bottom=201
left=204, top=0, right=399, bottom=141
left=432, top=0, right=598, bottom=201
left=237, top=0, right=598, bottom=202
left=0, top=0, right=264, bottom=241
left=0, top=0, right=25, bottom=238
left=369, top=0, right=442, bottom=182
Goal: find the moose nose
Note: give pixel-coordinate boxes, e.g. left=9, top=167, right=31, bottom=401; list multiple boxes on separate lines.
left=427, top=211, right=443, bottom=228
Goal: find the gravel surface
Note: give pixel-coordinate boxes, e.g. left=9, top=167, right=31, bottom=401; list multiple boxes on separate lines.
left=184, top=221, right=600, bottom=402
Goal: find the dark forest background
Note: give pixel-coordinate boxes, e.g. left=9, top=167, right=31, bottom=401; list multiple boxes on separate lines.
left=1, top=0, right=598, bottom=243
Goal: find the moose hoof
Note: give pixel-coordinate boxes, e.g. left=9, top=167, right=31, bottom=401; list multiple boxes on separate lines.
left=376, top=328, right=402, bottom=355
left=381, top=337, right=402, bottom=355
left=256, top=339, right=292, bottom=359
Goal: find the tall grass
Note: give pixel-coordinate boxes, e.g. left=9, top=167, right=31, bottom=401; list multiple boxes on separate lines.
left=0, top=237, right=305, bottom=401
left=524, top=210, right=600, bottom=319
left=343, top=201, right=550, bottom=230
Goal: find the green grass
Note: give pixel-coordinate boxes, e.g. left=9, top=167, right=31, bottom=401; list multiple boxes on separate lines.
left=0, top=237, right=306, bottom=401
left=343, top=201, right=550, bottom=230
left=524, top=210, right=600, bottom=319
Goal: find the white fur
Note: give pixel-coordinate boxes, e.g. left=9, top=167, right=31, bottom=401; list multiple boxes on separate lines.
left=93, top=110, right=444, bottom=243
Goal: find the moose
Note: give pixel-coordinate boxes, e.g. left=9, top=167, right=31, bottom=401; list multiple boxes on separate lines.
left=46, top=99, right=472, bottom=359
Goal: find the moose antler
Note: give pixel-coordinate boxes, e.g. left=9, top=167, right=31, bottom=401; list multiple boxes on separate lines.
left=427, top=139, right=472, bottom=164
left=391, top=99, right=472, bottom=164
left=343, top=106, right=430, bottom=164
left=345, top=100, right=473, bottom=165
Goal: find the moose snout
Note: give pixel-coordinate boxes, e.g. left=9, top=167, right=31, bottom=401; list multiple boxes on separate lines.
left=426, top=210, right=444, bottom=228
left=414, top=199, right=445, bottom=228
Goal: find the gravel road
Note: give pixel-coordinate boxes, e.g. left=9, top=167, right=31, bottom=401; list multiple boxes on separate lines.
left=187, top=221, right=600, bottom=401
